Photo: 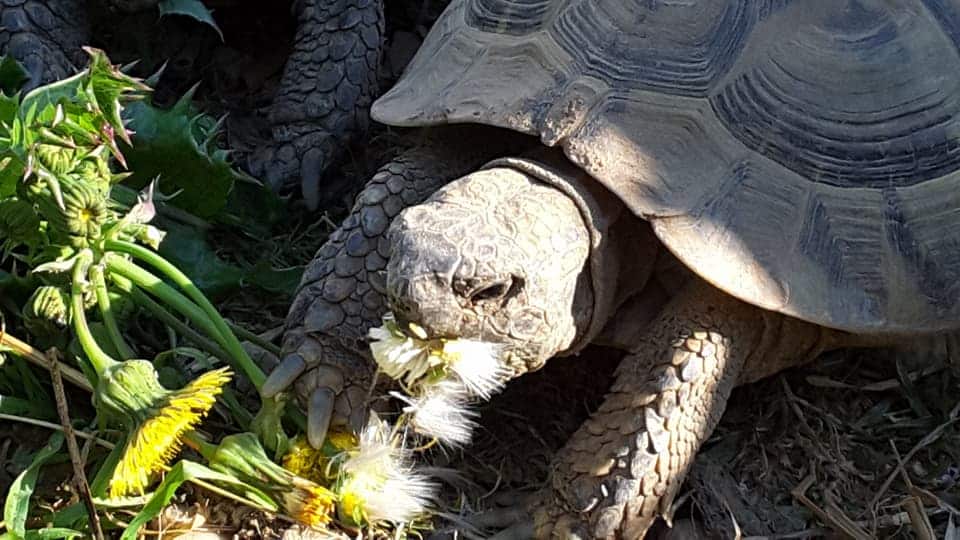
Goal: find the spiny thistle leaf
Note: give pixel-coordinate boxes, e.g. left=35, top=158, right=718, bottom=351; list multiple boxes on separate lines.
left=158, top=0, right=224, bottom=41
left=20, top=48, right=148, bottom=162
left=122, top=89, right=245, bottom=218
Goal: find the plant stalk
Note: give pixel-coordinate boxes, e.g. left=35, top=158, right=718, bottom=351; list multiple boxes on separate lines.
left=71, top=250, right=117, bottom=374
left=105, top=240, right=265, bottom=388
left=91, top=264, right=135, bottom=359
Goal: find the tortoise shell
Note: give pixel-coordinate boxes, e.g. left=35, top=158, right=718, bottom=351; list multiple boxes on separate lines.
left=372, top=0, right=960, bottom=335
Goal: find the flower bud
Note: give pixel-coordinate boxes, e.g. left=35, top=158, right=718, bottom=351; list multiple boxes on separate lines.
left=23, top=285, right=70, bottom=338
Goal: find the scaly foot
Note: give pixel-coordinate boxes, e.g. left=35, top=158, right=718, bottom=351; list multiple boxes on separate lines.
left=247, top=0, right=384, bottom=209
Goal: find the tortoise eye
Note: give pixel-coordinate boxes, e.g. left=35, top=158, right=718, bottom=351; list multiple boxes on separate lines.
left=471, top=281, right=511, bottom=302
left=467, top=275, right=523, bottom=304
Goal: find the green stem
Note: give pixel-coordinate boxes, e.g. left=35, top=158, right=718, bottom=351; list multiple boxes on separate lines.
left=90, top=264, right=135, bottom=359
left=105, top=255, right=222, bottom=347
left=114, top=278, right=231, bottom=362
left=71, top=250, right=117, bottom=374
left=105, top=240, right=265, bottom=389
left=184, top=431, right=217, bottom=461
left=103, top=252, right=265, bottom=388
left=227, top=321, right=281, bottom=357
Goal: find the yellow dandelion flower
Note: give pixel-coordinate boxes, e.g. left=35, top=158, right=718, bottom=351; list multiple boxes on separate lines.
left=283, top=477, right=337, bottom=528
left=283, top=430, right=360, bottom=483
left=327, top=430, right=357, bottom=451
left=207, top=433, right=338, bottom=529
left=106, top=365, right=231, bottom=497
left=283, top=436, right=322, bottom=479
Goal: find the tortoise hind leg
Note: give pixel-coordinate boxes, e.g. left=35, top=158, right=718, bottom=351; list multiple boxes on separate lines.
left=0, top=0, right=89, bottom=89
left=248, top=0, right=384, bottom=209
left=514, top=280, right=847, bottom=539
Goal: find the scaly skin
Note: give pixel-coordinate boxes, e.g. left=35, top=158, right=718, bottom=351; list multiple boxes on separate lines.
left=248, top=0, right=384, bottom=208
left=267, top=128, right=530, bottom=444
left=0, top=0, right=88, bottom=89
left=525, top=280, right=847, bottom=539
left=4, top=0, right=383, bottom=207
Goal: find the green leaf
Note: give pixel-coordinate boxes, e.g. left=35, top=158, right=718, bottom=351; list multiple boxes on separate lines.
left=158, top=0, right=224, bottom=40
left=246, top=260, right=304, bottom=297
left=24, top=528, right=84, bottom=540
left=0, top=90, right=19, bottom=125
left=0, top=56, right=28, bottom=96
left=156, top=218, right=303, bottom=298
left=157, top=219, right=244, bottom=297
left=20, top=49, right=147, bottom=142
left=218, top=179, right=286, bottom=237
left=120, top=460, right=276, bottom=540
left=0, top=395, right=55, bottom=421
left=3, top=433, right=64, bottom=538
left=122, top=93, right=243, bottom=218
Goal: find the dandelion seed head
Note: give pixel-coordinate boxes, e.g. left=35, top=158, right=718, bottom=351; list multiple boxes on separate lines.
left=394, top=382, right=478, bottom=446
left=369, top=313, right=506, bottom=397
left=441, top=339, right=506, bottom=399
left=338, top=413, right=436, bottom=525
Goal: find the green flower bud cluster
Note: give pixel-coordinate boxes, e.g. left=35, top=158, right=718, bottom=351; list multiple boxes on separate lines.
left=29, top=174, right=110, bottom=248
left=34, top=144, right=78, bottom=177
left=22, top=285, right=71, bottom=340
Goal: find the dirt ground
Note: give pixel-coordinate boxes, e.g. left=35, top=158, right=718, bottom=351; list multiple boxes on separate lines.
left=3, top=1, right=960, bottom=538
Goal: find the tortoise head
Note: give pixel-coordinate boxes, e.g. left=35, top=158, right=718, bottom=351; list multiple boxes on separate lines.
left=385, top=165, right=595, bottom=377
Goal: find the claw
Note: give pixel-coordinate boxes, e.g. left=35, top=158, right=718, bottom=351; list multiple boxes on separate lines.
left=261, top=353, right=306, bottom=398
left=348, top=400, right=367, bottom=433
left=300, top=147, right=324, bottom=212
left=308, top=387, right=336, bottom=448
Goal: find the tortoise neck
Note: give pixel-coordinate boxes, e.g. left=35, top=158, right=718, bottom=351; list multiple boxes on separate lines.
left=482, top=151, right=658, bottom=355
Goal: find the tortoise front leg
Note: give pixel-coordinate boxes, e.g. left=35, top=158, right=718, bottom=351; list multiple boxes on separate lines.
left=499, top=280, right=847, bottom=539
left=248, top=0, right=384, bottom=209
left=0, top=0, right=89, bottom=89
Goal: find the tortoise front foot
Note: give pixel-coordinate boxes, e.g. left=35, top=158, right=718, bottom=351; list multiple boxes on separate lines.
left=0, top=0, right=89, bottom=89
left=248, top=0, right=384, bottom=209
left=473, top=485, right=614, bottom=539
left=263, top=331, right=375, bottom=445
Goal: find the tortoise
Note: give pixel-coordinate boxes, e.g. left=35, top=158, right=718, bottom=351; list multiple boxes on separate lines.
left=264, top=0, right=960, bottom=537
left=0, top=0, right=383, bottom=207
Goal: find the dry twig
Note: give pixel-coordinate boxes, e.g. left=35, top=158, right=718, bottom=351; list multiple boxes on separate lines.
left=49, top=349, right=105, bottom=540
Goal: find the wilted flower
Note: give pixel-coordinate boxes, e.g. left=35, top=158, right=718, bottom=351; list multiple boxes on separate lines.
left=392, top=382, right=477, bottom=446
left=206, top=433, right=337, bottom=529
left=100, top=361, right=231, bottom=497
left=337, top=413, right=435, bottom=526
left=368, top=314, right=439, bottom=387
left=368, top=313, right=505, bottom=399
left=440, top=339, right=506, bottom=400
